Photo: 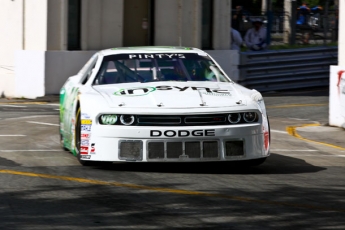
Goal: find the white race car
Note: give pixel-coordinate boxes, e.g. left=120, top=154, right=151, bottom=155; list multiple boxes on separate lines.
left=60, top=47, right=270, bottom=166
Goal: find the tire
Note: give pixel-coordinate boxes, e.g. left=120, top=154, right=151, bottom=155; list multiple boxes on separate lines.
left=75, top=107, right=93, bottom=166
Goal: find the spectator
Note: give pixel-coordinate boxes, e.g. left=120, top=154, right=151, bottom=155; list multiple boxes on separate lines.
left=297, top=2, right=311, bottom=44
left=230, top=28, right=243, bottom=51
left=232, top=6, right=243, bottom=32
left=297, top=2, right=310, bottom=25
left=244, top=18, right=267, bottom=51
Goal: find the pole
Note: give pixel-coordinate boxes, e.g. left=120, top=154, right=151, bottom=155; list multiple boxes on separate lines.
left=323, top=0, right=329, bottom=46
left=266, top=0, right=273, bottom=45
left=290, top=0, right=297, bottom=45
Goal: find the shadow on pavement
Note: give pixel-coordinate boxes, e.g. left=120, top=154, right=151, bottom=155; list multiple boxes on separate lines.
left=93, top=153, right=325, bottom=175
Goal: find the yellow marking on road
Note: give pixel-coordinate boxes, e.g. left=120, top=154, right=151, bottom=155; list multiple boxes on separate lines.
left=286, top=124, right=345, bottom=150
left=0, top=102, right=48, bottom=105
left=267, top=103, right=327, bottom=109
left=0, top=169, right=344, bottom=213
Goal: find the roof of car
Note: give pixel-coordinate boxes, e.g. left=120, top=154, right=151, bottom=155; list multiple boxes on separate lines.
left=99, top=46, right=207, bottom=56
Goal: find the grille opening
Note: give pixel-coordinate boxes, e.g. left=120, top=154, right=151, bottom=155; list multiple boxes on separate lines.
left=185, top=142, right=201, bottom=158
left=167, top=142, right=183, bottom=158
left=185, top=116, right=226, bottom=124
left=225, top=141, right=244, bottom=156
left=119, top=141, right=143, bottom=160
left=148, top=142, right=165, bottom=159
left=203, top=141, right=219, bottom=158
left=138, top=116, right=181, bottom=125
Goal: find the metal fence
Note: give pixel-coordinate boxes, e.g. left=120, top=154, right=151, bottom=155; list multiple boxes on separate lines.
left=237, top=47, right=337, bottom=92
left=242, top=9, right=338, bottom=45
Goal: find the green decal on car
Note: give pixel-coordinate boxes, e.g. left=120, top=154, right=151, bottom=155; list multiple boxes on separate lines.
left=114, top=86, right=156, bottom=96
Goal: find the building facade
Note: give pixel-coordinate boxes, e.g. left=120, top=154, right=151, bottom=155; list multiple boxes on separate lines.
left=0, top=0, right=232, bottom=98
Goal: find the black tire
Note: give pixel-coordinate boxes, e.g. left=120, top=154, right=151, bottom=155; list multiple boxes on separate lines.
left=75, top=107, right=93, bottom=166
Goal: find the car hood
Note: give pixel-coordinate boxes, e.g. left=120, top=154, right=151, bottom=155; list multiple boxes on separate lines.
left=93, top=82, right=247, bottom=109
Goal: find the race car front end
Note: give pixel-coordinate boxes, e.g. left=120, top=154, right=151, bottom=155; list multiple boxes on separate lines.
left=78, top=109, right=270, bottom=163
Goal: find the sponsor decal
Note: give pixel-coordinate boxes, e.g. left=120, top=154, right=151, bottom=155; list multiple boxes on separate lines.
left=81, top=119, right=92, bottom=125
left=81, top=125, right=91, bottom=132
left=128, top=54, right=186, bottom=59
left=81, top=140, right=89, bottom=147
left=81, top=133, right=91, bottom=139
left=81, top=113, right=91, bottom=119
left=114, top=86, right=230, bottom=97
left=203, top=92, right=231, bottom=97
left=100, top=115, right=118, bottom=125
left=81, top=155, right=91, bottom=159
left=80, top=146, right=88, bottom=155
left=90, top=143, right=96, bottom=154
left=150, top=129, right=215, bottom=137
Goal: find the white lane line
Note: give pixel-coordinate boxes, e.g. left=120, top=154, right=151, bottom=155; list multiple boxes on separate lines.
left=288, top=118, right=310, bottom=121
left=271, top=129, right=287, bottom=134
left=0, top=135, right=26, bottom=137
left=272, top=149, right=318, bottom=152
left=0, top=104, right=27, bottom=108
left=45, top=103, right=60, bottom=106
left=0, top=150, right=62, bottom=152
left=54, top=109, right=60, bottom=111
left=26, top=121, right=59, bottom=126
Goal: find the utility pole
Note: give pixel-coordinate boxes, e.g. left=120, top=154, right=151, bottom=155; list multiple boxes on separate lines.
left=266, top=0, right=273, bottom=45
left=290, top=0, right=297, bottom=45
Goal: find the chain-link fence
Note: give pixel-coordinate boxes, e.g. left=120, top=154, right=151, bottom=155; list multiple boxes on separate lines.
left=237, top=9, right=338, bottom=46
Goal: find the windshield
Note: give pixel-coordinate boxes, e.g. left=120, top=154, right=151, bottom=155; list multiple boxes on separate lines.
left=93, top=53, right=230, bottom=85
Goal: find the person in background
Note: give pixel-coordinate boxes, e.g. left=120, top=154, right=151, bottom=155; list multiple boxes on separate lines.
left=232, top=6, right=243, bottom=32
left=297, top=2, right=310, bottom=25
left=297, top=2, right=311, bottom=44
left=244, top=18, right=267, bottom=51
left=231, top=27, right=243, bottom=51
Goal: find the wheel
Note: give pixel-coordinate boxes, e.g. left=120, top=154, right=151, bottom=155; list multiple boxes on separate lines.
left=75, top=107, right=93, bottom=166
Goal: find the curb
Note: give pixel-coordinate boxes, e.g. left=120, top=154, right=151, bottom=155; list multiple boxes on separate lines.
left=286, top=124, right=345, bottom=150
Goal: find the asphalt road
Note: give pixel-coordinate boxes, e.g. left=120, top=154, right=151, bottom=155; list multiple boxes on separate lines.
left=0, top=96, right=344, bottom=230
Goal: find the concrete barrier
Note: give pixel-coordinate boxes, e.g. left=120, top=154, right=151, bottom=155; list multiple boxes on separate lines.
left=329, top=65, right=345, bottom=128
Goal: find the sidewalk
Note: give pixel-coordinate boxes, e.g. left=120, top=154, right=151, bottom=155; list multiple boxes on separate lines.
left=295, top=125, right=345, bottom=149
left=0, top=95, right=59, bottom=103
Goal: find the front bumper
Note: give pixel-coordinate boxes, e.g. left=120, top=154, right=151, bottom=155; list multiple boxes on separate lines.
left=81, top=123, right=269, bottom=162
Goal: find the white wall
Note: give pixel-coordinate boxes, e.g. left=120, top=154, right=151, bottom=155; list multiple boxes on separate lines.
left=0, top=0, right=23, bottom=97
left=24, top=0, right=48, bottom=50
left=81, top=0, right=124, bottom=50
left=15, top=51, right=45, bottom=98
